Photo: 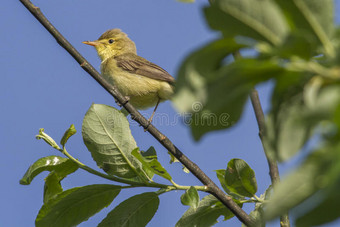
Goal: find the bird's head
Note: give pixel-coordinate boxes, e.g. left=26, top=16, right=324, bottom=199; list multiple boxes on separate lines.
left=83, top=29, right=136, bottom=62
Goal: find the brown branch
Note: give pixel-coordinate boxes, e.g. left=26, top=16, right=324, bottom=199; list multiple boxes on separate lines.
left=233, top=52, right=290, bottom=227
left=250, top=91, right=290, bottom=227
left=19, top=0, right=255, bottom=226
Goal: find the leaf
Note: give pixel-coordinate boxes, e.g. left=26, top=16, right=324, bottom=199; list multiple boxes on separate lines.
left=60, top=124, right=76, bottom=147
left=242, top=206, right=265, bottom=227
left=266, top=80, right=340, bottom=161
left=295, top=178, right=340, bottom=227
left=140, top=147, right=157, bottom=180
left=274, top=0, right=335, bottom=57
left=264, top=143, right=340, bottom=221
left=36, top=128, right=60, bottom=150
left=44, top=172, right=63, bottom=203
left=36, top=184, right=121, bottom=227
left=215, top=169, right=244, bottom=200
left=261, top=31, right=319, bottom=60
left=180, top=187, right=199, bottom=209
left=270, top=95, right=311, bottom=161
left=82, top=104, right=141, bottom=178
left=173, top=39, right=245, bottom=114
left=173, top=38, right=283, bottom=140
left=98, top=192, right=159, bottom=227
left=263, top=72, right=310, bottom=161
left=204, top=0, right=289, bottom=45
left=224, top=159, right=257, bottom=197
left=132, top=147, right=172, bottom=181
left=20, top=156, right=78, bottom=185
left=176, top=194, right=235, bottom=227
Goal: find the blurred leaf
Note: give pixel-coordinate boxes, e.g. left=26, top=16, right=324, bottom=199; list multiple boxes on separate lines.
left=98, top=192, right=159, bottom=227
left=296, top=177, right=340, bottom=226
left=267, top=94, right=311, bottom=161
left=304, top=84, right=340, bottom=122
left=261, top=31, right=318, bottom=59
left=174, top=38, right=283, bottom=140
left=36, top=184, right=121, bottom=227
left=82, top=104, right=141, bottom=178
left=264, top=72, right=311, bottom=161
left=266, top=81, right=340, bottom=161
left=274, top=0, right=335, bottom=56
left=176, top=194, right=235, bottom=227
left=60, top=124, right=76, bottom=148
left=264, top=143, right=340, bottom=221
left=132, top=147, right=172, bottom=181
left=43, top=172, right=63, bottom=203
left=181, top=187, right=199, bottom=209
left=224, top=159, right=257, bottom=197
left=173, top=39, right=245, bottom=114
left=204, top=0, right=289, bottom=45
left=242, top=207, right=264, bottom=227
left=20, top=156, right=78, bottom=185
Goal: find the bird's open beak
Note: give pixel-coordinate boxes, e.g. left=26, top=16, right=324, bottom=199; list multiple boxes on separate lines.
left=82, top=40, right=100, bottom=46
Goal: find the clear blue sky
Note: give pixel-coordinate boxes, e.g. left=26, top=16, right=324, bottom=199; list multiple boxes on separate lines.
left=1, top=0, right=340, bottom=226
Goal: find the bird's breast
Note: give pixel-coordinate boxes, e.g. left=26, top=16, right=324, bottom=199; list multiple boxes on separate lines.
left=100, top=60, right=173, bottom=109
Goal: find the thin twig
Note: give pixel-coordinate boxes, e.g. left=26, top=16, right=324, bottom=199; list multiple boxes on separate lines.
left=233, top=52, right=290, bottom=227
left=19, top=0, right=255, bottom=226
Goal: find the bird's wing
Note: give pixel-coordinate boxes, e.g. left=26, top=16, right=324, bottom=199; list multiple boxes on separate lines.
left=114, top=53, right=175, bottom=84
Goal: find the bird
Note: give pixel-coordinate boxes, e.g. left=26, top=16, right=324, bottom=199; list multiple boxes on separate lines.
left=82, top=28, right=175, bottom=125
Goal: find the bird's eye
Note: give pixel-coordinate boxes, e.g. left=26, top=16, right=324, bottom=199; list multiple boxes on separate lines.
left=108, top=39, right=114, bottom=44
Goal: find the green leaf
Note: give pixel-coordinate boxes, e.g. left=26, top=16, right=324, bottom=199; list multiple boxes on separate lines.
left=82, top=104, right=141, bottom=178
left=204, top=0, right=289, bottom=45
left=266, top=79, right=340, bottom=161
left=43, top=172, right=63, bottom=203
left=264, top=143, right=340, bottom=221
left=20, top=156, right=78, bottom=185
left=36, top=128, right=60, bottom=150
left=295, top=178, right=340, bottom=226
left=98, top=192, right=159, bottom=227
left=215, top=169, right=230, bottom=194
left=242, top=206, right=265, bottom=227
left=139, top=147, right=157, bottom=180
left=173, top=39, right=245, bottom=114
left=215, top=169, right=244, bottom=200
left=261, top=31, right=318, bottom=60
left=176, top=194, right=235, bottom=227
left=268, top=95, right=311, bottom=161
left=36, top=184, right=121, bottom=227
left=132, top=147, right=172, bottom=181
left=173, top=39, right=283, bottom=140
left=224, top=159, right=257, bottom=197
left=180, top=187, right=199, bottom=209
left=274, top=0, right=335, bottom=57
left=60, top=124, right=76, bottom=147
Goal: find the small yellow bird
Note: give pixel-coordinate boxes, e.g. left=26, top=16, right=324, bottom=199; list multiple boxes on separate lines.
left=83, top=29, right=175, bottom=124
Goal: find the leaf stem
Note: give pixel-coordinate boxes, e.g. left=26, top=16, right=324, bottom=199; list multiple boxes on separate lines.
left=59, top=147, right=209, bottom=192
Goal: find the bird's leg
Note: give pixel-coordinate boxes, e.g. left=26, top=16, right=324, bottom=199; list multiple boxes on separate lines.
left=144, top=98, right=160, bottom=131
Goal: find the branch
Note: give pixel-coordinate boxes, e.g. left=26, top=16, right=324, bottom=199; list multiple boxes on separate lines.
left=233, top=52, right=290, bottom=227
left=19, top=0, right=255, bottom=226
